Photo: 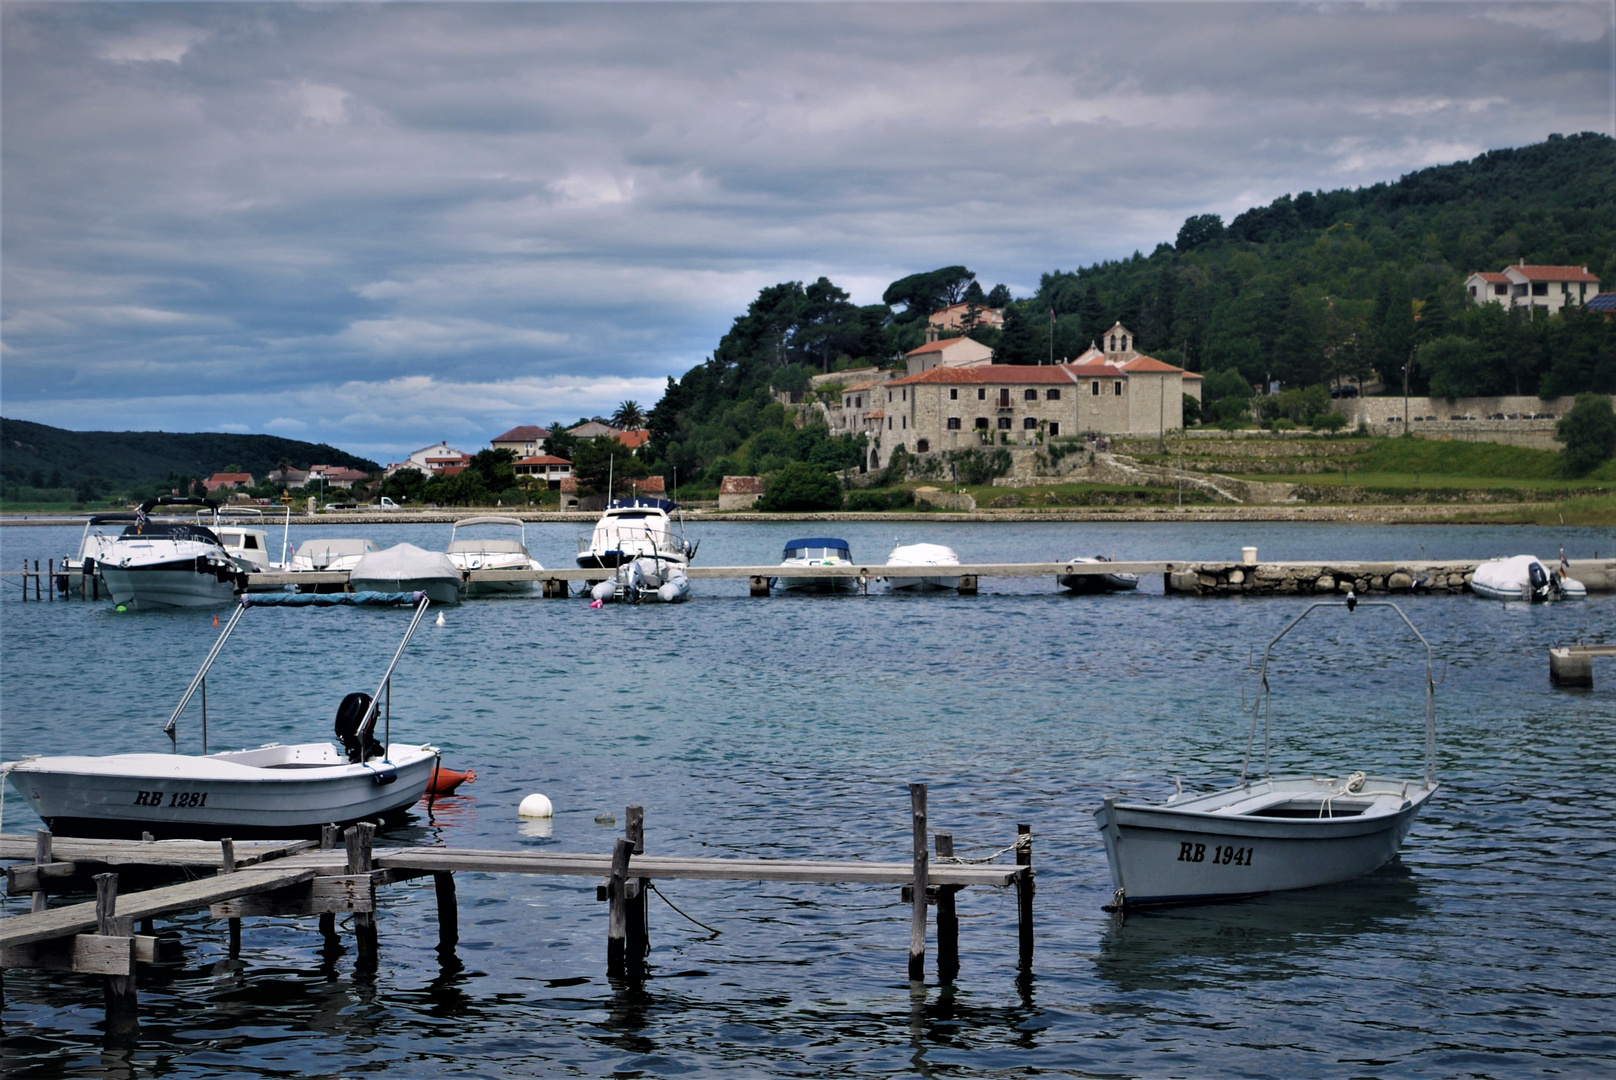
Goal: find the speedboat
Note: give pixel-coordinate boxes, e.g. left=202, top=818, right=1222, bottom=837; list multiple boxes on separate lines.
left=882, top=542, right=960, bottom=591
left=446, top=515, right=544, bottom=596
left=1470, top=554, right=1585, bottom=601
left=577, top=497, right=697, bottom=571
left=210, top=505, right=290, bottom=572
left=349, top=543, right=464, bottom=605
left=1058, top=555, right=1139, bottom=593
left=3, top=595, right=441, bottom=839
left=59, top=512, right=139, bottom=598
left=289, top=537, right=379, bottom=572
left=99, top=499, right=246, bottom=609
left=1094, top=600, right=1440, bottom=910
left=775, top=537, right=858, bottom=593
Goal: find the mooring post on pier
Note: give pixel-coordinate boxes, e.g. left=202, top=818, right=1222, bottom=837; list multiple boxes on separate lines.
left=94, top=872, right=138, bottom=1028
left=218, top=838, right=242, bottom=956
left=31, top=829, right=52, bottom=914
left=625, top=805, right=648, bottom=967
left=1015, top=823, right=1034, bottom=967
left=957, top=575, right=978, bottom=595
left=909, top=782, right=928, bottom=983
left=318, top=824, right=340, bottom=942
left=606, top=837, right=633, bottom=976
left=934, top=831, right=960, bottom=984
left=345, top=822, right=378, bottom=968
left=433, top=872, right=459, bottom=953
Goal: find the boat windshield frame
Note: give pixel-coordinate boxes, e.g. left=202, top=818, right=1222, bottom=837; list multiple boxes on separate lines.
left=1244, top=600, right=1438, bottom=789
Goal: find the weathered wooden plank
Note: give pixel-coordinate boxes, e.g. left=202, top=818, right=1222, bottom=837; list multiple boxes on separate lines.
left=373, top=849, right=1019, bottom=886
left=0, top=933, right=155, bottom=974
left=6, top=860, right=76, bottom=893
left=0, top=866, right=316, bottom=950
left=209, top=874, right=375, bottom=918
left=0, top=834, right=315, bottom=868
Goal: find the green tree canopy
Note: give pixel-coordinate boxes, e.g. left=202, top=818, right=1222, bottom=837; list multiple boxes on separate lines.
left=1557, top=393, right=1616, bottom=476
left=755, top=462, right=843, bottom=511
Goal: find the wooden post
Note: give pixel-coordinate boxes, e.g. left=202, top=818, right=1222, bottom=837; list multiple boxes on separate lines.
left=433, top=873, right=459, bottom=951
left=1015, top=823, right=1034, bottom=968
left=48, top=558, right=54, bottom=602
left=346, top=822, right=378, bottom=968
left=934, top=832, right=959, bottom=984
left=909, top=782, right=928, bottom=983
left=318, top=824, right=341, bottom=944
left=606, top=837, right=632, bottom=976
left=220, top=838, right=241, bottom=956
left=625, top=806, right=648, bottom=967
left=31, top=829, right=51, bottom=914
left=95, top=873, right=138, bottom=1025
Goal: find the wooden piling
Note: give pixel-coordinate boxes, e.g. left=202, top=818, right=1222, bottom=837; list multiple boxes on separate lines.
left=909, top=783, right=928, bottom=983
left=606, top=837, right=632, bottom=976
left=934, top=832, right=959, bottom=984
left=1015, top=823, right=1033, bottom=967
left=219, top=838, right=241, bottom=956
left=48, top=559, right=54, bottom=602
left=624, top=806, right=648, bottom=966
left=433, top=873, right=458, bottom=951
left=94, top=873, right=138, bottom=1024
left=31, top=829, right=51, bottom=914
left=345, top=823, right=378, bottom=967
left=318, top=825, right=340, bottom=942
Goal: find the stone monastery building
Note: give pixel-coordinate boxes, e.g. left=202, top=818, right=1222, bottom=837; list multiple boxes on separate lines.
left=864, top=322, right=1190, bottom=469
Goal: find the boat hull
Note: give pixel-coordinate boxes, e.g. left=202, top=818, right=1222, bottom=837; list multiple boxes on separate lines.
left=349, top=575, right=462, bottom=605
left=5, top=744, right=439, bottom=839
left=1058, top=572, right=1139, bottom=593
left=101, top=563, right=243, bottom=609
left=885, top=576, right=959, bottom=591
left=1095, top=777, right=1436, bottom=908
left=777, top=575, right=858, bottom=593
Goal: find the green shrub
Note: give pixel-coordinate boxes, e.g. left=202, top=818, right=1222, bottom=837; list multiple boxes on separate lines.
left=844, top=488, right=915, bottom=511
left=1558, top=394, right=1616, bottom=477
left=756, top=462, right=843, bottom=511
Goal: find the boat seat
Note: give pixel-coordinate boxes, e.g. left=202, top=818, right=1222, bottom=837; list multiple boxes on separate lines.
left=334, top=692, right=384, bottom=763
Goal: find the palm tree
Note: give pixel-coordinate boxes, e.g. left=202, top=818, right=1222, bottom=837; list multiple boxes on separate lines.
left=611, top=400, right=646, bottom=430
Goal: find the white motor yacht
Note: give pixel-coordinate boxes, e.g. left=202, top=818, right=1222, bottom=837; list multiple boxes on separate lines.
left=775, top=537, right=859, bottom=593
left=577, top=497, right=697, bottom=571
left=99, top=499, right=246, bottom=609
left=446, top=515, right=544, bottom=596
left=210, top=505, right=290, bottom=572
left=4, top=596, right=440, bottom=839
left=882, top=542, right=961, bottom=591
left=1094, top=601, right=1439, bottom=910
left=289, top=537, right=379, bottom=573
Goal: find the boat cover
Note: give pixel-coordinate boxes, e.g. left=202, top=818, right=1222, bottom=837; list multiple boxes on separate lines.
left=350, top=543, right=459, bottom=582
left=784, top=538, right=851, bottom=551
left=244, top=591, right=427, bottom=607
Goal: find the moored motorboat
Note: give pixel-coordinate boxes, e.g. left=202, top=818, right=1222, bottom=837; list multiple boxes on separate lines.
left=446, top=515, right=544, bottom=596
left=1094, top=600, right=1440, bottom=910
left=1470, top=554, right=1585, bottom=601
left=775, top=537, right=858, bottom=593
left=211, top=505, right=290, bottom=572
left=99, top=499, right=246, bottom=609
left=3, top=595, right=441, bottom=839
left=288, top=537, right=379, bottom=572
left=589, top=554, right=691, bottom=603
left=577, top=497, right=697, bottom=571
left=882, top=542, right=960, bottom=591
left=350, top=543, right=464, bottom=605
left=59, top=512, right=139, bottom=598
left=1058, top=555, right=1140, bottom=593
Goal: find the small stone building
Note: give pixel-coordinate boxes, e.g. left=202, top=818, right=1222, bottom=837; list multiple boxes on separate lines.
left=718, top=475, right=766, bottom=511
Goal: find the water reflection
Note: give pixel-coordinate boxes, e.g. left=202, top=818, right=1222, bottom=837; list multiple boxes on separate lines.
left=1095, top=862, right=1426, bottom=994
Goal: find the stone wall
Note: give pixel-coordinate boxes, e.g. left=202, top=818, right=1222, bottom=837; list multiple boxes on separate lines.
left=1167, top=561, right=1476, bottom=596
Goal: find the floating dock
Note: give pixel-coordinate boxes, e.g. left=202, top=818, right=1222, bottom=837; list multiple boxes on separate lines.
left=3, top=785, right=1033, bottom=1028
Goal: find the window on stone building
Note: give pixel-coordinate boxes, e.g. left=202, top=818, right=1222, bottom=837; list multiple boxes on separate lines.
left=1048, top=422, right=1060, bottom=437
left=1023, top=417, right=1038, bottom=429
left=887, top=417, right=892, bottom=430
left=975, top=417, right=989, bottom=429
left=888, top=390, right=893, bottom=402
left=1046, top=388, right=1060, bottom=400
left=978, top=388, right=986, bottom=400
left=902, top=416, right=907, bottom=429
left=999, top=388, right=1011, bottom=407
left=902, top=388, right=907, bottom=401
left=1021, top=388, right=1034, bottom=401
left=998, top=417, right=1012, bottom=430
left=1092, top=381, right=1100, bottom=395
left=950, top=388, right=958, bottom=400
left=916, top=439, right=929, bottom=453
left=1122, top=335, right=1129, bottom=350
left=1114, top=381, right=1124, bottom=395
left=947, top=417, right=961, bottom=430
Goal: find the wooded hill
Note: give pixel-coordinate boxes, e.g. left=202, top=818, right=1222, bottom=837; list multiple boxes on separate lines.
left=645, top=133, right=1615, bottom=487
left=0, top=418, right=379, bottom=502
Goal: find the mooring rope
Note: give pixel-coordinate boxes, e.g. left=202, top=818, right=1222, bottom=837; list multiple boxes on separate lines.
left=648, top=880, right=721, bottom=935
left=935, top=832, right=1031, bottom=865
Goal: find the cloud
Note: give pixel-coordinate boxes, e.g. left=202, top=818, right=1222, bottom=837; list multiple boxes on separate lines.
left=3, top=2, right=1609, bottom=456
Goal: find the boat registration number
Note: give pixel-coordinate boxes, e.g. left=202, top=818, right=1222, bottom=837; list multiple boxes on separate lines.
left=133, top=790, right=208, bottom=808
left=1177, top=842, right=1253, bottom=866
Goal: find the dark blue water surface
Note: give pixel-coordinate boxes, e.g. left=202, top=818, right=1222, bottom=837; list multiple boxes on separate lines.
left=3, top=520, right=1615, bottom=1078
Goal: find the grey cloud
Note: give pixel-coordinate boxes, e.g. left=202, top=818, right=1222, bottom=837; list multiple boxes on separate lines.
left=3, top=2, right=1608, bottom=459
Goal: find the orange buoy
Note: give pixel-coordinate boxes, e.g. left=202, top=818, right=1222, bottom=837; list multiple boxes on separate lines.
left=427, top=763, right=476, bottom=795
left=213, top=615, right=220, bottom=627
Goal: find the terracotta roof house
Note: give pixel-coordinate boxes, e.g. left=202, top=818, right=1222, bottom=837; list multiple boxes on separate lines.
left=903, top=334, right=994, bottom=376
left=616, top=429, right=651, bottom=450
left=624, top=475, right=666, bottom=497
left=928, top=302, right=1005, bottom=332
left=514, top=455, right=573, bottom=486
left=1466, top=263, right=1601, bottom=314
left=202, top=472, right=253, bottom=493
left=718, top=475, right=766, bottom=511
left=491, top=425, right=551, bottom=457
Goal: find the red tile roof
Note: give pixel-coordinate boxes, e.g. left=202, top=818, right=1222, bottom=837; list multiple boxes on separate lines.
left=720, top=475, right=766, bottom=494
left=516, top=455, right=571, bottom=466
left=1509, top=264, right=1600, bottom=283
left=1470, top=272, right=1509, bottom=283
left=1181, top=371, right=1204, bottom=381
left=492, top=425, right=552, bottom=443
left=626, top=476, right=666, bottom=494
left=865, top=408, right=886, bottom=420
left=905, top=337, right=989, bottom=356
left=887, top=364, right=1074, bottom=387
left=615, top=429, right=651, bottom=449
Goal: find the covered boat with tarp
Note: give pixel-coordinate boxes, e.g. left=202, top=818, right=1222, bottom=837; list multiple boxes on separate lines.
left=349, top=543, right=464, bottom=605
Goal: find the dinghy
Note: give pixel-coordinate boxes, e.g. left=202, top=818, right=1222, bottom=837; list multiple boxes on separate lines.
left=1058, top=555, right=1140, bottom=594
left=1094, top=600, right=1439, bottom=910
left=1470, top=554, right=1585, bottom=601
left=3, top=595, right=440, bottom=839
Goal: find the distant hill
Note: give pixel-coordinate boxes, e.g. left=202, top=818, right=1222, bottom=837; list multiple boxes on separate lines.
left=0, top=418, right=379, bottom=497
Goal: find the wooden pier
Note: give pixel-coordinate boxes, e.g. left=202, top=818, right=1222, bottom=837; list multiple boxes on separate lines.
left=2, top=785, right=1033, bottom=1026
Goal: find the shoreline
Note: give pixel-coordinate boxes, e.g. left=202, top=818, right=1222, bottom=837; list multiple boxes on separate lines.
left=0, top=501, right=1587, bottom=527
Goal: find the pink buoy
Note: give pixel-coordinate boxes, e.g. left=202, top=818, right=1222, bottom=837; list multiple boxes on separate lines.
left=590, top=598, right=604, bottom=609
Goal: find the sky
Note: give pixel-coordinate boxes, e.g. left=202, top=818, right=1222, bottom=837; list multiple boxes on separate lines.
left=2, top=2, right=1613, bottom=465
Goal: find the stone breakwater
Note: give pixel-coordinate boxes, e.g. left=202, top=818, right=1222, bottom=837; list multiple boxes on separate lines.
left=1167, top=561, right=1481, bottom=597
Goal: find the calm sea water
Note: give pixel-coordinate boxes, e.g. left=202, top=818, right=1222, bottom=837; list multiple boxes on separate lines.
left=3, top=520, right=1614, bottom=1078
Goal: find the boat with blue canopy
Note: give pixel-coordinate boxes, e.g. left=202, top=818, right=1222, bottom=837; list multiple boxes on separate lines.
left=775, top=537, right=857, bottom=593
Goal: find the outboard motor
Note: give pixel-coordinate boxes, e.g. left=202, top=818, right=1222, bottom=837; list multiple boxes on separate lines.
left=1528, top=560, right=1551, bottom=602
left=334, top=691, right=384, bottom=763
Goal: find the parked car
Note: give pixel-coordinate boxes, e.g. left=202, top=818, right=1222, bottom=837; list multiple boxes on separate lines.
left=323, top=501, right=358, bottom=512
left=377, top=497, right=399, bottom=511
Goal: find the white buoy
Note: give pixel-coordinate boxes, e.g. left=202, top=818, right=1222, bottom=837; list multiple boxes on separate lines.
left=435, top=611, right=446, bottom=626
left=519, top=792, right=554, bottom=819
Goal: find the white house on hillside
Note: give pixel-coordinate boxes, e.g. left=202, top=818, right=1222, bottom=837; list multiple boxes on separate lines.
left=1465, top=262, right=1601, bottom=315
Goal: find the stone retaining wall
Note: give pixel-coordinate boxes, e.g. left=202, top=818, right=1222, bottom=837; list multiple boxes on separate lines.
left=1167, top=561, right=1477, bottom=597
